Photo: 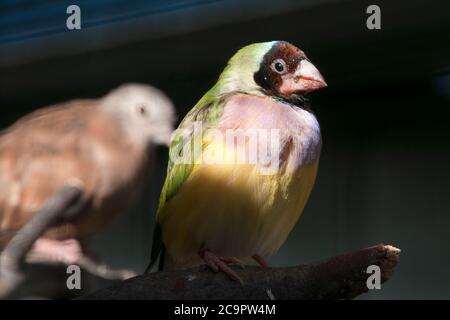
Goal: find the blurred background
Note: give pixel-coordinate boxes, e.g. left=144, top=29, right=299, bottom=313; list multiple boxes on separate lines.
left=1, top=0, right=450, bottom=299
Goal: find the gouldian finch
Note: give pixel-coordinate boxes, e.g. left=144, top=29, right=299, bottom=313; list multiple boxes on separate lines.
left=0, top=84, right=175, bottom=271
left=149, top=41, right=326, bottom=282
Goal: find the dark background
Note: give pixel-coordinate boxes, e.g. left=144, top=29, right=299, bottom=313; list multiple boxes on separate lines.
left=1, top=0, right=450, bottom=299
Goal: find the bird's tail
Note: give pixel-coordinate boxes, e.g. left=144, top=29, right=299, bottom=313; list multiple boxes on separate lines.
left=146, top=243, right=170, bottom=272
left=145, top=223, right=199, bottom=272
left=145, top=223, right=164, bottom=273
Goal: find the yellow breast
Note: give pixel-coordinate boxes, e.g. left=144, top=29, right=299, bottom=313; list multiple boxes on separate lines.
left=160, top=137, right=320, bottom=268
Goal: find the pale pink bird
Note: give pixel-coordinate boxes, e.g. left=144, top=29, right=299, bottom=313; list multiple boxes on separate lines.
left=0, top=84, right=175, bottom=284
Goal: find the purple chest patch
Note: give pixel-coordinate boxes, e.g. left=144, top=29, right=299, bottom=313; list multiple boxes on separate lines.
left=216, top=94, right=321, bottom=169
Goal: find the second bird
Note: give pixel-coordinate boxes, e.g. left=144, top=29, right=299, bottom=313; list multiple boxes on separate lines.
left=149, top=41, right=327, bottom=282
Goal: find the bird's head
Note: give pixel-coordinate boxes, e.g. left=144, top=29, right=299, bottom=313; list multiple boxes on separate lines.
left=215, top=41, right=327, bottom=105
left=101, top=83, right=176, bottom=146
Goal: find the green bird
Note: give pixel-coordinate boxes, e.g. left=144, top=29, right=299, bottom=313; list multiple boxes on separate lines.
left=148, top=41, right=327, bottom=282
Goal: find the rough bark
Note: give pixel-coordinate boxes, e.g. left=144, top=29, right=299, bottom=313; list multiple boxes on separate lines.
left=84, top=244, right=400, bottom=300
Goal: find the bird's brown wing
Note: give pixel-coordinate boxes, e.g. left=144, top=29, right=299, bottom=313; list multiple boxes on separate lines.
left=0, top=101, right=100, bottom=246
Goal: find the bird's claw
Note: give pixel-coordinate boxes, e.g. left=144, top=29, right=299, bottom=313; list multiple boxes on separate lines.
left=200, top=250, right=245, bottom=285
left=221, top=257, right=245, bottom=269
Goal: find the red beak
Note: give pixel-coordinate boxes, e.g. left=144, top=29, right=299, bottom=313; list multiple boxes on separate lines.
left=279, top=60, right=327, bottom=95
left=295, top=60, right=327, bottom=90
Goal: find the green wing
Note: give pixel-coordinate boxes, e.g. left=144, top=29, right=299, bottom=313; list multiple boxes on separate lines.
left=147, top=92, right=227, bottom=271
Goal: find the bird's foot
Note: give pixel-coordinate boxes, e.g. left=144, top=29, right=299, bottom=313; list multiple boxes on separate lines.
left=220, top=257, right=245, bottom=269
left=27, top=238, right=83, bottom=265
left=252, top=254, right=270, bottom=268
left=199, top=249, right=244, bottom=285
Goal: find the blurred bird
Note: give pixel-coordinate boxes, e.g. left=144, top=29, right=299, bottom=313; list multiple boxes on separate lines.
left=148, top=41, right=327, bottom=282
left=0, top=83, right=175, bottom=273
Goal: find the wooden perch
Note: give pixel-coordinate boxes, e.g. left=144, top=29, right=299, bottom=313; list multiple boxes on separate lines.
left=0, top=183, right=400, bottom=300
left=83, top=244, right=400, bottom=300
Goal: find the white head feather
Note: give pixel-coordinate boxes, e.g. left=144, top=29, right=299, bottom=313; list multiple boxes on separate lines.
left=100, top=83, right=176, bottom=146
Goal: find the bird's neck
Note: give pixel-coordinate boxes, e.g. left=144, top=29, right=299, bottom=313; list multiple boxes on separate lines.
left=211, top=65, right=265, bottom=98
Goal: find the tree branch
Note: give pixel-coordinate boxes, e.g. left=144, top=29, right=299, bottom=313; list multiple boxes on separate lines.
left=83, top=244, right=400, bottom=300
left=0, top=184, right=83, bottom=298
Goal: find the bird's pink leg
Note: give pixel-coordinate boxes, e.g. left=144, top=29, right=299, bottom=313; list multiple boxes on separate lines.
left=252, top=254, right=270, bottom=268
left=199, top=249, right=244, bottom=285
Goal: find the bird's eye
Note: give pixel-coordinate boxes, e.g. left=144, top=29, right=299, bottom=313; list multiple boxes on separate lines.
left=271, top=59, right=287, bottom=74
left=136, top=104, right=147, bottom=115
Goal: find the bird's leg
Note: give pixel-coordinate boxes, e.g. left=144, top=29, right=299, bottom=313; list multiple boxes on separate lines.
left=252, top=254, right=270, bottom=268
left=198, top=248, right=244, bottom=285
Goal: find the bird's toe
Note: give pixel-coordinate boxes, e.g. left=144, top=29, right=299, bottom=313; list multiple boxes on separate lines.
left=200, top=249, right=245, bottom=285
